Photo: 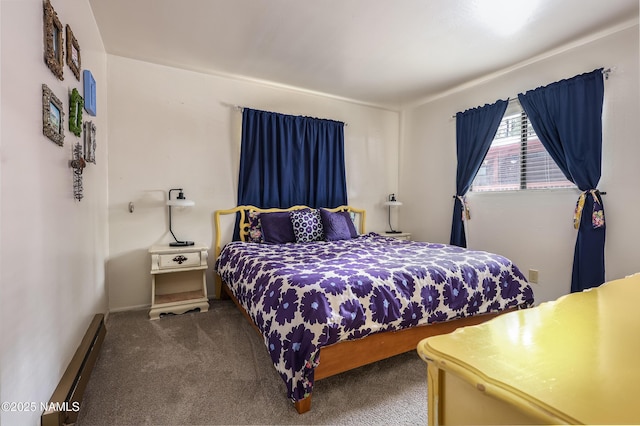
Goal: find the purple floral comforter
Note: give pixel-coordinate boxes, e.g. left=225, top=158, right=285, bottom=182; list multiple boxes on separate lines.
left=215, top=233, right=534, bottom=403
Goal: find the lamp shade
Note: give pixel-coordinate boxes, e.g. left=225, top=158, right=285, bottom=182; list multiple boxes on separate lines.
left=384, top=193, right=402, bottom=206
left=167, top=198, right=195, bottom=207
left=167, top=188, right=195, bottom=207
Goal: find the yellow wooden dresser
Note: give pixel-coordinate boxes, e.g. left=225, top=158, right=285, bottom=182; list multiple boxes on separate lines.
left=417, top=274, right=640, bottom=425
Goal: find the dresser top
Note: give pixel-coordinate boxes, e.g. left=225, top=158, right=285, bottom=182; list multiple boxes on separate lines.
left=418, top=273, right=640, bottom=425
left=149, top=243, right=208, bottom=254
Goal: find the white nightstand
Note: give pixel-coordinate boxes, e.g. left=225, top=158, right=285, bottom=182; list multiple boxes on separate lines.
left=148, top=244, right=209, bottom=320
left=382, top=232, right=412, bottom=241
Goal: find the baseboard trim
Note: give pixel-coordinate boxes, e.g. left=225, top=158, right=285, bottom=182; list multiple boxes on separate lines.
left=41, top=314, right=106, bottom=426
left=108, top=303, right=149, bottom=313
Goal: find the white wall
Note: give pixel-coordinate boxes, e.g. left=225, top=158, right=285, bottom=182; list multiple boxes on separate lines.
left=106, top=56, right=400, bottom=311
left=0, top=0, right=109, bottom=424
left=400, top=24, right=639, bottom=304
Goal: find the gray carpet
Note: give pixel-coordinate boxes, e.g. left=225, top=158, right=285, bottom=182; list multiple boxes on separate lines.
left=77, top=300, right=428, bottom=425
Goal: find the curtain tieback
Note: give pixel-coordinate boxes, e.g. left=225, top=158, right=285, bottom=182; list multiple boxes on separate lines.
left=456, top=195, right=471, bottom=221
left=574, top=189, right=605, bottom=230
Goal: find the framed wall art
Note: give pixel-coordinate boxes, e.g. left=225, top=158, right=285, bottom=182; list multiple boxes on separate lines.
left=69, top=88, right=83, bottom=137
left=42, top=84, right=64, bottom=146
left=66, top=24, right=81, bottom=81
left=83, top=121, right=96, bottom=164
left=83, top=70, right=96, bottom=116
left=43, top=0, right=64, bottom=80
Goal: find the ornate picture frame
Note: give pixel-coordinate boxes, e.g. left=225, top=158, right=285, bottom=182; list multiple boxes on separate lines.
left=83, top=70, right=96, bottom=116
left=66, top=24, right=81, bottom=81
left=83, top=121, right=96, bottom=164
left=42, top=84, right=65, bottom=146
left=43, top=0, right=64, bottom=80
left=69, top=88, right=84, bottom=137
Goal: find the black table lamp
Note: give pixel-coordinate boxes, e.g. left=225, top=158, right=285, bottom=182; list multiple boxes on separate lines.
left=384, top=193, right=403, bottom=233
left=167, top=188, right=195, bottom=246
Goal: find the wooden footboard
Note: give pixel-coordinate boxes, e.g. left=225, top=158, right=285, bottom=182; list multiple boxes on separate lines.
left=314, top=310, right=504, bottom=381
left=222, top=282, right=508, bottom=414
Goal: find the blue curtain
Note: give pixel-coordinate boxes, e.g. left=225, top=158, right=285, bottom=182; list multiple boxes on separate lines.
left=450, top=100, right=508, bottom=247
left=238, top=108, right=347, bottom=209
left=518, top=69, right=605, bottom=292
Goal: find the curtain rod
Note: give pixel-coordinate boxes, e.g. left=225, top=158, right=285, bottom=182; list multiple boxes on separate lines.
left=451, top=98, right=518, bottom=119
left=451, top=68, right=612, bottom=119
left=224, top=103, right=348, bottom=126
left=452, top=191, right=607, bottom=198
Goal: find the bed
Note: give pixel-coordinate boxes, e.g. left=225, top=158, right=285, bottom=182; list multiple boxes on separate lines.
left=214, top=205, right=534, bottom=413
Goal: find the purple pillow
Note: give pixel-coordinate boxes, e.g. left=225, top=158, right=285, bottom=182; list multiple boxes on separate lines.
left=261, top=212, right=295, bottom=244
left=290, top=209, right=324, bottom=242
left=319, top=209, right=358, bottom=241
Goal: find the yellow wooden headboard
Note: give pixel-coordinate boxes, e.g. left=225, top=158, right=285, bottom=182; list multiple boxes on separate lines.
left=213, top=205, right=366, bottom=297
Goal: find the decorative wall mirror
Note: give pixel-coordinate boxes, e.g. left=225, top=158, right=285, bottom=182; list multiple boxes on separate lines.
left=42, top=84, right=65, bottom=146
left=43, top=0, right=64, bottom=80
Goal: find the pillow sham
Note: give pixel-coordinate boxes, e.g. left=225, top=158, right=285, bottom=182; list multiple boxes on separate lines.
left=261, top=211, right=296, bottom=244
left=290, top=208, right=324, bottom=243
left=319, top=208, right=358, bottom=241
left=247, top=210, right=263, bottom=243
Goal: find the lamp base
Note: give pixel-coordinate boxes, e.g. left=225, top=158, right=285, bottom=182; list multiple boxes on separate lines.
left=170, top=241, right=195, bottom=247
left=386, top=230, right=402, bottom=234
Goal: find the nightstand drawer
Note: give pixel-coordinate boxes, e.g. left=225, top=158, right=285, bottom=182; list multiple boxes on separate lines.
left=158, top=252, right=201, bottom=269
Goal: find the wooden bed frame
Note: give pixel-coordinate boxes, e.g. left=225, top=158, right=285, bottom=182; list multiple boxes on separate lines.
left=213, top=205, right=508, bottom=413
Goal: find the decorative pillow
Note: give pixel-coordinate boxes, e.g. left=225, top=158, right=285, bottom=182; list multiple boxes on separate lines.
left=319, top=209, right=358, bottom=241
left=261, top=212, right=296, bottom=244
left=247, top=210, right=263, bottom=243
left=349, top=212, right=359, bottom=235
left=290, top=209, right=324, bottom=243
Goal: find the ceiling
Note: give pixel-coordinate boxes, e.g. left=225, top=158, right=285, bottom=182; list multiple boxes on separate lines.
left=88, top=0, right=638, bottom=110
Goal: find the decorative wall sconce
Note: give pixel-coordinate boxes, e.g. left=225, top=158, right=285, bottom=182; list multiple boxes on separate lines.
left=384, top=193, right=402, bottom=233
left=167, top=188, right=195, bottom=246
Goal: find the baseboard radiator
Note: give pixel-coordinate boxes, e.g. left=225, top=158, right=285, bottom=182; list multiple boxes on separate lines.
left=41, top=314, right=106, bottom=426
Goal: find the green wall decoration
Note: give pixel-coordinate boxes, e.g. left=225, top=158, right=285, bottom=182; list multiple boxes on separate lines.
left=69, top=88, right=84, bottom=137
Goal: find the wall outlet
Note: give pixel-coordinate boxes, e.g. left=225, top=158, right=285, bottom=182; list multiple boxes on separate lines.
left=528, top=269, right=539, bottom=284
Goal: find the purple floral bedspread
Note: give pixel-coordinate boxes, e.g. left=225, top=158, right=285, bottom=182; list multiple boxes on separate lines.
left=215, top=233, right=534, bottom=403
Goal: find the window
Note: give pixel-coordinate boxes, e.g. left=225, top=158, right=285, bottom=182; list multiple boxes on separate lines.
left=471, top=101, right=574, bottom=192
